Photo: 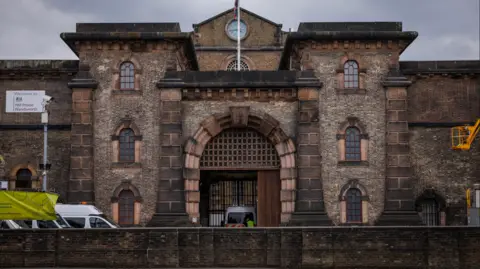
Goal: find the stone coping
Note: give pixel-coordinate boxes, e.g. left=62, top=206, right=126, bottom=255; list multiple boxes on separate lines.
left=279, top=31, right=418, bottom=69
left=60, top=32, right=199, bottom=70
left=76, top=22, right=181, bottom=32
left=157, top=70, right=322, bottom=89
left=298, top=22, right=403, bottom=32
left=0, top=60, right=78, bottom=71
left=400, top=60, right=480, bottom=74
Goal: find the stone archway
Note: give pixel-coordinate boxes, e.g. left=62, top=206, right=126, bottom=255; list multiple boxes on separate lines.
left=183, top=106, right=297, bottom=224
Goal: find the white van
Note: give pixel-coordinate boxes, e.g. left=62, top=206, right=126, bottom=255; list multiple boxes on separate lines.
left=0, top=220, right=24, bottom=229
left=55, top=204, right=119, bottom=228
left=223, top=206, right=257, bottom=227
left=13, top=213, right=71, bottom=229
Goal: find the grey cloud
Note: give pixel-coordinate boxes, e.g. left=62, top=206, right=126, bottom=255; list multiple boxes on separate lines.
left=0, top=0, right=478, bottom=60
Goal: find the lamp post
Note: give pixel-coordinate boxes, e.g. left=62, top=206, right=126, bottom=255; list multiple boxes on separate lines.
left=40, top=96, right=53, bottom=192
left=41, top=102, right=49, bottom=192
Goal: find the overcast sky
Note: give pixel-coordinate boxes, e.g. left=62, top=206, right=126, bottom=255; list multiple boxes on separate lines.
left=0, top=0, right=478, bottom=61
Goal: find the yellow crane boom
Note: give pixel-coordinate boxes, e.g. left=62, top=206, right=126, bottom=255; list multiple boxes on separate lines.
left=451, top=119, right=480, bottom=150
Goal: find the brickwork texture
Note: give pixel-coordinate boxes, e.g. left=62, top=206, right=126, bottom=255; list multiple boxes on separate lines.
left=1, top=227, right=480, bottom=268
left=0, top=9, right=479, bottom=227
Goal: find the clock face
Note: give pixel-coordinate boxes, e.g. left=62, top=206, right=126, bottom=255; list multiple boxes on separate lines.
left=226, top=20, right=247, bottom=40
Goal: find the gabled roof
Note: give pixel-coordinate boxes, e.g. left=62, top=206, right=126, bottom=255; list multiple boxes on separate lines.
left=193, top=8, right=282, bottom=28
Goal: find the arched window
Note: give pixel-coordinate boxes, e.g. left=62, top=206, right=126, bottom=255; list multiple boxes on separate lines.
left=120, top=62, right=135, bottom=90
left=419, top=199, right=440, bottom=226
left=226, top=60, right=249, bottom=71
left=118, top=190, right=135, bottom=226
left=119, top=128, right=135, bottom=162
left=346, top=188, right=362, bottom=223
left=345, top=127, right=361, bottom=161
left=16, top=169, right=32, bottom=189
left=344, top=60, right=359, bottom=88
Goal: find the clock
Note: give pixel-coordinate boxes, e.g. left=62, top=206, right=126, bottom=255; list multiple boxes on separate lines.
left=226, top=19, right=247, bottom=40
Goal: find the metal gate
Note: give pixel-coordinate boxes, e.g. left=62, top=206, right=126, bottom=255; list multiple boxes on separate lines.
left=207, top=179, right=257, bottom=227
left=199, top=127, right=279, bottom=227
left=420, top=199, right=439, bottom=226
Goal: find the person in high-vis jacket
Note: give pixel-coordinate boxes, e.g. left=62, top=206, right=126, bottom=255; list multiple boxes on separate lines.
left=245, top=213, right=255, bottom=227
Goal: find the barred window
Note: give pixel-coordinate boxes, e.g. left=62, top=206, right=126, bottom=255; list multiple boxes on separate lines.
left=346, top=188, right=362, bottom=223
left=344, top=60, right=359, bottom=88
left=419, top=199, right=439, bottom=226
left=200, top=128, right=280, bottom=169
left=345, top=127, right=361, bottom=161
left=119, top=128, right=135, bottom=162
left=118, top=190, right=135, bottom=226
left=120, top=62, right=135, bottom=90
left=226, top=60, right=249, bottom=71
left=16, top=169, right=32, bottom=189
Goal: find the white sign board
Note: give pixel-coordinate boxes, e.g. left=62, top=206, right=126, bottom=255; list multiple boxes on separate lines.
left=0, top=181, right=8, bottom=190
left=5, top=90, right=46, bottom=113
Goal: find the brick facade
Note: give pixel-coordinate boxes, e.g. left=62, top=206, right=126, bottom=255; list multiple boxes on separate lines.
left=0, top=9, right=479, bottom=227
left=1, top=227, right=480, bottom=268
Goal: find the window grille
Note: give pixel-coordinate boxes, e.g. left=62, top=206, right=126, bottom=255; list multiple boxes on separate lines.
left=119, top=128, right=135, bottom=162
left=118, top=190, right=135, bottom=225
left=200, top=128, right=280, bottom=169
left=226, top=60, right=249, bottom=71
left=420, top=199, right=439, bottom=226
left=345, top=127, right=361, bottom=161
left=346, top=188, right=362, bottom=223
left=120, top=62, right=135, bottom=90
left=344, top=60, right=359, bottom=88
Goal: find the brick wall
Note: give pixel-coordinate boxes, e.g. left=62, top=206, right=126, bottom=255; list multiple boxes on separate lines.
left=1, top=227, right=480, bottom=268
left=309, top=50, right=390, bottom=225
left=0, top=60, right=76, bottom=199
left=194, top=9, right=281, bottom=47
left=407, top=75, right=479, bottom=123
left=78, top=44, right=173, bottom=224
left=410, top=127, right=480, bottom=225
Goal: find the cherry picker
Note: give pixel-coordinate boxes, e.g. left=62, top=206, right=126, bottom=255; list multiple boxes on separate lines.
left=451, top=119, right=480, bottom=151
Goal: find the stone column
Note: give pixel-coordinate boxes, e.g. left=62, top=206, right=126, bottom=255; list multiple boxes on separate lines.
left=148, top=87, right=190, bottom=227
left=289, top=86, right=331, bottom=226
left=376, top=68, right=422, bottom=225
left=66, top=64, right=97, bottom=204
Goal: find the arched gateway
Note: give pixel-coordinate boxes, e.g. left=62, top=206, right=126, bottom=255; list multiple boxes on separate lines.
left=183, top=107, right=297, bottom=226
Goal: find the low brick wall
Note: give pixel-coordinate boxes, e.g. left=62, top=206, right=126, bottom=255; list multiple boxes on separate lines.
left=1, top=227, right=479, bottom=268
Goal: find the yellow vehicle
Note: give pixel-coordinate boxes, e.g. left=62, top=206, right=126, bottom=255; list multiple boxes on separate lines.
left=0, top=191, right=59, bottom=220
left=451, top=119, right=480, bottom=151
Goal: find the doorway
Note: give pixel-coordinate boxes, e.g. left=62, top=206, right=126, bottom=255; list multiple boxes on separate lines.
left=199, top=170, right=281, bottom=227
left=197, top=127, right=282, bottom=227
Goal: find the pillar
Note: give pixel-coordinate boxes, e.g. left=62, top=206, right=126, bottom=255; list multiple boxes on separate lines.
left=289, top=86, right=332, bottom=226
left=147, top=87, right=191, bottom=227
left=376, top=67, right=422, bottom=225
left=66, top=64, right=97, bottom=204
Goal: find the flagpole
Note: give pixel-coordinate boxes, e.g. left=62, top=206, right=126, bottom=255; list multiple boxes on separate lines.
left=237, top=3, right=241, bottom=71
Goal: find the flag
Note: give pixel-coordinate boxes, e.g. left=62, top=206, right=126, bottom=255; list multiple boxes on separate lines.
left=234, top=0, right=239, bottom=19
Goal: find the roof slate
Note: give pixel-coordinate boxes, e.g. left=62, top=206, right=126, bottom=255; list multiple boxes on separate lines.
left=76, top=23, right=182, bottom=32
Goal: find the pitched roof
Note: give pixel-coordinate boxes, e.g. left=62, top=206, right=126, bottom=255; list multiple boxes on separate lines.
left=193, top=8, right=282, bottom=28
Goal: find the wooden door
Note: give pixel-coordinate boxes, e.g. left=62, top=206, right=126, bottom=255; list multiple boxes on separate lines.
left=257, top=170, right=281, bottom=227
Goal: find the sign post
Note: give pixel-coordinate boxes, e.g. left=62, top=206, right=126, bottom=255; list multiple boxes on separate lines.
left=5, top=90, right=46, bottom=113
left=5, top=90, right=51, bottom=192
